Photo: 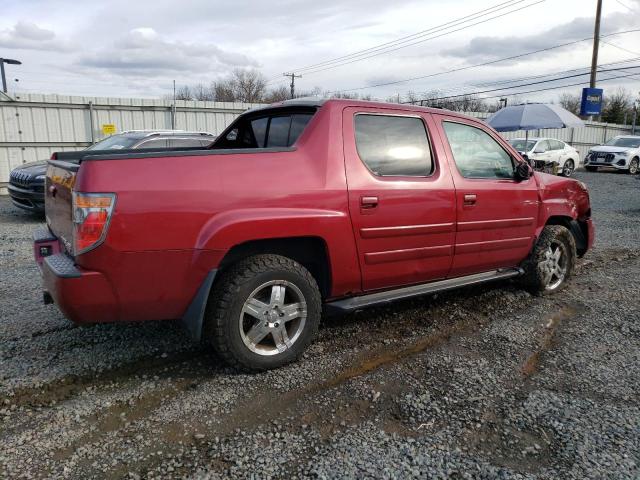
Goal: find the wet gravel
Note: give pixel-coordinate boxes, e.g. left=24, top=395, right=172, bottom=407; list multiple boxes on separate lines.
left=0, top=171, right=639, bottom=479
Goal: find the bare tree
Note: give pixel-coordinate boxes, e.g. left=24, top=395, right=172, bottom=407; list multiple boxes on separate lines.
left=192, top=83, right=214, bottom=101
left=175, top=85, right=193, bottom=101
left=211, top=78, right=236, bottom=102
left=558, top=92, right=581, bottom=115
left=263, top=85, right=290, bottom=103
left=231, top=68, right=267, bottom=103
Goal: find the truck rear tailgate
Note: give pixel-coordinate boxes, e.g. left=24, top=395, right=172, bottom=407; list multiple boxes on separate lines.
left=45, top=160, right=78, bottom=254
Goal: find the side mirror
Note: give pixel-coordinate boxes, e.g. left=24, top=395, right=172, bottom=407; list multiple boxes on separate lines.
left=514, top=161, right=532, bottom=181
left=533, top=147, right=545, bottom=154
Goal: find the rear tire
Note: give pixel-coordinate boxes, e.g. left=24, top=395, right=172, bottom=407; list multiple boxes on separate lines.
left=585, top=166, right=598, bottom=172
left=203, top=254, right=321, bottom=371
left=520, top=225, right=576, bottom=296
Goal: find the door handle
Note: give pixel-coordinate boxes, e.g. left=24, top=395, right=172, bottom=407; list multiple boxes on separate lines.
left=360, top=196, right=379, bottom=209
left=463, top=194, right=477, bottom=206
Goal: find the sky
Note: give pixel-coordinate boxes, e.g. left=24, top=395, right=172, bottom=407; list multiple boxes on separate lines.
left=1, top=0, right=639, bottom=104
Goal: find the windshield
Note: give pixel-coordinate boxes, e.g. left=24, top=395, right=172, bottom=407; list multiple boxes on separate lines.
left=86, top=135, right=142, bottom=150
left=604, top=137, right=640, bottom=148
left=509, top=139, right=536, bottom=151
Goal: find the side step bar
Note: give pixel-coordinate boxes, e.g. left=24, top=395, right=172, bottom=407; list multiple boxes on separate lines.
left=326, top=268, right=523, bottom=313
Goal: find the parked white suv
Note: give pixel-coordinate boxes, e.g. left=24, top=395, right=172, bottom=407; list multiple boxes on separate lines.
left=509, top=137, right=579, bottom=177
left=584, top=136, right=640, bottom=174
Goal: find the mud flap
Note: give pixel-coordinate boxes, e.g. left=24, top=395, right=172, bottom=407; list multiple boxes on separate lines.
left=181, top=269, right=217, bottom=342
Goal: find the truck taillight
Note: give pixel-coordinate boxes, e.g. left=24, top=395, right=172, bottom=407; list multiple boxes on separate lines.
left=72, top=192, right=116, bottom=255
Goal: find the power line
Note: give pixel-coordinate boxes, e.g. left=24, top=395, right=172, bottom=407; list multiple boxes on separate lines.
left=297, top=1, right=546, bottom=77
left=277, top=0, right=534, bottom=76
left=470, top=56, right=640, bottom=89
left=614, top=0, right=638, bottom=12
left=332, top=28, right=640, bottom=93
left=601, top=39, right=640, bottom=57
left=409, top=65, right=640, bottom=102
left=406, top=70, right=640, bottom=104
left=267, top=0, right=544, bottom=83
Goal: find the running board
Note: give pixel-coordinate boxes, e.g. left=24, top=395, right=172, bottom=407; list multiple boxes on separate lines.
left=326, top=268, right=523, bottom=313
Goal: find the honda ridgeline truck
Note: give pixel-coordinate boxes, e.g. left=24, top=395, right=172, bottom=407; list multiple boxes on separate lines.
left=34, top=99, right=594, bottom=371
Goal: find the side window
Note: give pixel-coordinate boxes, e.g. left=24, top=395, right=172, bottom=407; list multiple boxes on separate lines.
left=251, top=117, right=268, bottom=147
left=552, top=140, right=564, bottom=150
left=354, top=114, right=433, bottom=176
left=442, top=122, right=514, bottom=179
left=267, top=116, right=291, bottom=147
left=539, top=140, right=551, bottom=152
left=136, top=138, right=168, bottom=149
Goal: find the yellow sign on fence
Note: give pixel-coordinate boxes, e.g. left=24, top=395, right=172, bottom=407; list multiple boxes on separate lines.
left=101, top=124, right=116, bottom=135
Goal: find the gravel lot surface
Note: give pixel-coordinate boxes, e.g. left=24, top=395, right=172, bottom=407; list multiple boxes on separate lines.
left=1, top=171, right=639, bottom=479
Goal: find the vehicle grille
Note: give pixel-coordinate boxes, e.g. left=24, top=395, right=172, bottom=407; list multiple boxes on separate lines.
left=9, top=170, right=32, bottom=188
left=593, top=152, right=614, bottom=163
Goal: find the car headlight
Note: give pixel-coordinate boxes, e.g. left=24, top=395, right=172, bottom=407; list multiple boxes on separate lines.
left=35, top=174, right=46, bottom=181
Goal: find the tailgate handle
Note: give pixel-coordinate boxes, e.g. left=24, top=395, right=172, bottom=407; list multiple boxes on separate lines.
left=360, top=196, right=379, bottom=209
left=463, top=194, right=477, bottom=206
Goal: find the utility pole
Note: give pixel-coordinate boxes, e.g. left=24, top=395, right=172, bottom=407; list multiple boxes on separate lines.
left=0, top=58, right=22, bottom=93
left=283, top=73, right=302, bottom=99
left=589, top=0, right=602, bottom=89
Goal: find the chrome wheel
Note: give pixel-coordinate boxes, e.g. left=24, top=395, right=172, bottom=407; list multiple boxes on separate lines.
left=239, top=280, right=307, bottom=356
left=562, top=159, right=574, bottom=177
left=540, top=241, right=568, bottom=291
left=629, top=158, right=639, bottom=175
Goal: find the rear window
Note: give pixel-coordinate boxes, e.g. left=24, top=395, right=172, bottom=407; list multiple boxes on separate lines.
left=213, top=110, right=315, bottom=149
left=354, top=114, right=433, bottom=176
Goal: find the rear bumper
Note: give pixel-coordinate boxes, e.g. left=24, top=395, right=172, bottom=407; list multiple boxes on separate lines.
left=34, top=228, right=118, bottom=324
left=8, top=183, right=45, bottom=212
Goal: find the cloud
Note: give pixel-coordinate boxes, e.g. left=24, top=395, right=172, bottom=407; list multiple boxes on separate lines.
left=0, top=21, right=71, bottom=51
left=442, top=12, right=637, bottom=63
left=77, top=27, right=258, bottom=75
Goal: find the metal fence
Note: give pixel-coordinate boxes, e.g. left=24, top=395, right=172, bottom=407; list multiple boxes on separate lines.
left=0, top=94, right=264, bottom=183
left=1, top=94, right=636, bottom=184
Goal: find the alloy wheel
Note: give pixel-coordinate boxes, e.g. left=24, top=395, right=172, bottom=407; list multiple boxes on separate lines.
left=239, top=280, right=307, bottom=356
left=540, top=241, right=568, bottom=291
left=562, top=159, right=574, bottom=177
left=630, top=159, right=639, bottom=175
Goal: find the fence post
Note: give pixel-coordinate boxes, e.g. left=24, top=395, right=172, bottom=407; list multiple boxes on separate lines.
left=88, top=101, right=95, bottom=145
left=170, top=103, right=176, bottom=130
left=602, top=123, right=607, bottom=143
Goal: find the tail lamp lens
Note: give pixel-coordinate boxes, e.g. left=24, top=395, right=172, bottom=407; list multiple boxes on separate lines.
left=72, top=192, right=116, bottom=254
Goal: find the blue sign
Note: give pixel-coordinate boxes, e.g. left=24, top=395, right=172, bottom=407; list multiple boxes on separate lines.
left=580, top=87, right=603, bottom=116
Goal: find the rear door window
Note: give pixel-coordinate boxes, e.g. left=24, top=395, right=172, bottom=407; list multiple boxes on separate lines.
left=267, top=116, right=292, bottom=147
left=168, top=138, right=205, bottom=148
left=354, top=114, right=433, bottom=176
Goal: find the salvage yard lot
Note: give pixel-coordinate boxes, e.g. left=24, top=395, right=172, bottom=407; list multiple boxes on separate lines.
left=1, top=171, right=639, bottom=479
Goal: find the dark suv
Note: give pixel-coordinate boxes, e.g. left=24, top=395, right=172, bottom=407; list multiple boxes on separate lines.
left=8, top=130, right=215, bottom=212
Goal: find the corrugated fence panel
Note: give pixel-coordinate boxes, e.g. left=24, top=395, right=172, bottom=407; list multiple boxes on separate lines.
left=1, top=96, right=636, bottom=184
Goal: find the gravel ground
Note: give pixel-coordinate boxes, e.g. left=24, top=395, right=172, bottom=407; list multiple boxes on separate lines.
left=0, top=171, right=639, bottom=479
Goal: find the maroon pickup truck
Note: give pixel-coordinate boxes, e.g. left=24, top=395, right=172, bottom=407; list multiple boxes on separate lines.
left=34, top=99, right=594, bottom=371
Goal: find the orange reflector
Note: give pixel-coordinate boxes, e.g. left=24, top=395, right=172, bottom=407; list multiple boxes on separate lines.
left=74, top=195, right=114, bottom=208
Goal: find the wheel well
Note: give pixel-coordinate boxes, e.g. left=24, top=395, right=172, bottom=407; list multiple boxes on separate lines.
left=217, top=237, right=332, bottom=299
left=546, top=215, right=587, bottom=256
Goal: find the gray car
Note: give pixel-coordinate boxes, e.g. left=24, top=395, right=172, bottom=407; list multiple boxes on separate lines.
left=8, top=130, right=216, bottom=212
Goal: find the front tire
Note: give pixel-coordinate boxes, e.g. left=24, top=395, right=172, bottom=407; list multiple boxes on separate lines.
left=520, top=225, right=576, bottom=295
left=204, top=254, right=321, bottom=371
left=628, top=157, right=639, bottom=175
left=560, top=159, right=574, bottom=177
